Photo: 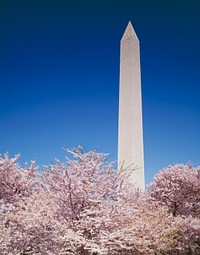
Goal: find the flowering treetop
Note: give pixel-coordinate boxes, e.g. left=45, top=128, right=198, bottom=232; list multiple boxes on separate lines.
left=0, top=147, right=199, bottom=254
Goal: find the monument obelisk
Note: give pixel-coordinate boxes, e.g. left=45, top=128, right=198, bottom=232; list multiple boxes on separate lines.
left=118, top=21, right=145, bottom=190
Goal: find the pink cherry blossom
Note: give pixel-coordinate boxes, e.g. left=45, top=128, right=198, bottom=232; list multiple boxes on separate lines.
left=0, top=149, right=199, bottom=254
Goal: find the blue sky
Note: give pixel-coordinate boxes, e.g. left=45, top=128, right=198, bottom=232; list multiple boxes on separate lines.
left=0, top=0, right=199, bottom=185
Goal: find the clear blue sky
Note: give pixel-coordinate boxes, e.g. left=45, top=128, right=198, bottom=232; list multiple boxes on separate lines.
left=0, top=0, right=199, bottom=185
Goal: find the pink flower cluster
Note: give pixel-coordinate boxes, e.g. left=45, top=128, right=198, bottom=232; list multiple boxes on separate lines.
left=0, top=147, right=199, bottom=254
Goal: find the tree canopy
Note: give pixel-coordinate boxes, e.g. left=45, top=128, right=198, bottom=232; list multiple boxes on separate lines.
left=0, top=147, right=199, bottom=254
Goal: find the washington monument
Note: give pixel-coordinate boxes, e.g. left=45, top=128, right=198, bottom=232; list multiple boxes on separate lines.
left=118, top=21, right=145, bottom=190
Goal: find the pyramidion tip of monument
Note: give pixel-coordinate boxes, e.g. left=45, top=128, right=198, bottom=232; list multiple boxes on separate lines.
left=121, top=21, right=139, bottom=41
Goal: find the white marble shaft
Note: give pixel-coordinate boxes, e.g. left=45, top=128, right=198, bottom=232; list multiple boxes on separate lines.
left=118, top=21, right=145, bottom=190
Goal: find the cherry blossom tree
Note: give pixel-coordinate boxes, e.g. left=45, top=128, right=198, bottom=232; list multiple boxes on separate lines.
left=149, top=164, right=200, bottom=217
left=0, top=153, right=39, bottom=210
left=0, top=149, right=199, bottom=254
